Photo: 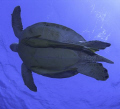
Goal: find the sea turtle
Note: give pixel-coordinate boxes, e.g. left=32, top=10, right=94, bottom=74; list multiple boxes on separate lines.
left=10, top=6, right=113, bottom=92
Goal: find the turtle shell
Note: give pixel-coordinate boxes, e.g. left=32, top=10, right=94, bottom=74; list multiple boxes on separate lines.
left=19, top=22, right=85, bottom=43
left=18, top=22, right=86, bottom=75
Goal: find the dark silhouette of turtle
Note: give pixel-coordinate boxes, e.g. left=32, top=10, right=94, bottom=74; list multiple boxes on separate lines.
left=10, top=6, right=113, bottom=92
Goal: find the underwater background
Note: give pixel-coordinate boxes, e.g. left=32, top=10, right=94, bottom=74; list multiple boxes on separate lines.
left=0, top=0, right=119, bottom=109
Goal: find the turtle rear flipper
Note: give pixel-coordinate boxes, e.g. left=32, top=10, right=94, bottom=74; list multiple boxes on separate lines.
left=78, top=40, right=111, bottom=51
left=21, top=63, right=37, bottom=92
left=93, top=54, right=114, bottom=64
left=77, top=63, right=109, bottom=81
left=12, top=6, right=23, bottom=37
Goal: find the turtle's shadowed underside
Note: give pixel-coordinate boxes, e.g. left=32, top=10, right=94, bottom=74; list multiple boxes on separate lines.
left=10, top=6, right=113, bottom=92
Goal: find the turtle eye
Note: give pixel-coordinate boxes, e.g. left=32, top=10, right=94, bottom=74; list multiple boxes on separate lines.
left=105, top=75, right=109, bottom=79
left=98, top=63, right=102, bottom=66
left=46, top=24, right=49, bottom=26
left=104, top=69, right=107, bottom=72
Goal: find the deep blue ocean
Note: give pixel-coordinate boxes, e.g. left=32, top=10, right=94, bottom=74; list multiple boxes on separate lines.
left=0, top=0, right=119, bottom=109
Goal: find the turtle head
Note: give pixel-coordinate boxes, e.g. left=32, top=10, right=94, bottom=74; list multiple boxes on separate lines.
left=10, top=43, right=18, bottom=52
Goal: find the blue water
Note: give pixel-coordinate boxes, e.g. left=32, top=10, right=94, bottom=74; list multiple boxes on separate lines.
left=0, top=0, right=119, bottom=109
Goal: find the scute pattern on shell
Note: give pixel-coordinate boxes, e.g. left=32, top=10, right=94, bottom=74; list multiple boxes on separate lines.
left=20, top=22, right=86, bottom=44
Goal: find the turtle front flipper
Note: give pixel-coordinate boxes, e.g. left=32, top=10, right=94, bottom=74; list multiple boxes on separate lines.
left=12, top=6, right=23, bottom=38
left=21, top=63, right=37, bottom=92
left=78, top=40, right=111, bottom=51
left=23, top=36, right=111, bottom=52
left=21, top=37, right=95, bottom=55
left=77, top=63, right=109, bottom=81
left=22, top=37, right=113, bottom=63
